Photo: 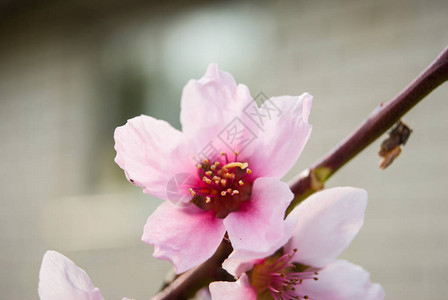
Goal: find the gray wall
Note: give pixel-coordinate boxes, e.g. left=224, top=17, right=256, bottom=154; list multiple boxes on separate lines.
left=1, top=0, right=447, bottom=299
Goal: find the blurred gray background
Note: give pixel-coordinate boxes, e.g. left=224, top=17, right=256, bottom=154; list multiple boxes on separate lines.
left=1, top=0, right=447, bottom=299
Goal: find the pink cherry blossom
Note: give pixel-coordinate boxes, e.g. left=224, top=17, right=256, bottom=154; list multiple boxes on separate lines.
left=38, top=251, right=132, bottom=300
left=114, top=64, right=312, bottom=273
left=210, top=187, right=385, bottom=300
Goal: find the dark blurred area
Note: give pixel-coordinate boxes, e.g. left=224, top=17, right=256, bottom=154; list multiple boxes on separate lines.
left=1, top=0, right=448, bottom=299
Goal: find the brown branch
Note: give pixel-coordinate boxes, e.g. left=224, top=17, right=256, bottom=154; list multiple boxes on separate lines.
left=151, top=240, right=233, bottom=300
left=286, top=45, right=448, bottom=214
left=153, top=45, right=448, bottom=299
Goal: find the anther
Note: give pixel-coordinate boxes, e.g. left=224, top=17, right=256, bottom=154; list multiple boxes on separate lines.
left=223, top=162, right=248, bottom=170
left=221, top=179, right=227, bottom=186
left=210, top=165, right=216, bottom=171
left=239, top=180, right=244, bottom=185
left=197, top=164, right=202, bottom=169
left=203, top=159, right=209, bottom=164
left=221, top=191, right=227, bottom=196
left=227, top=188, right=232, bottom=194
left=205, top=171, right=212, bottom=176
left=232, top=190, right=239, bottom=195
left=246, top=168, right=252, bottom=174
left=189, top=188, right=196, bottom=196
left=206, top=196, right=211, bottom=203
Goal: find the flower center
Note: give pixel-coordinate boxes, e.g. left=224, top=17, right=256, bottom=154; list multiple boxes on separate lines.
left=249, top=249, right=318, bottom=300
left=189, top=152, right=253, bottom=218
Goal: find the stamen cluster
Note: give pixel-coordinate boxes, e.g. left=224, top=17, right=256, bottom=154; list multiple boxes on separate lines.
left=190, top=153, right=253, bottom=218
left=249, top=249, right=318, bottom=300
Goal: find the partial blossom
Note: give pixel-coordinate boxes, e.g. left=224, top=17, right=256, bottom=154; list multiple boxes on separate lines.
left=114, top=64, right=312, bottom=273
left=38, top=250, right=133, bottom=300
left=210, top=187, right=385, bottom=300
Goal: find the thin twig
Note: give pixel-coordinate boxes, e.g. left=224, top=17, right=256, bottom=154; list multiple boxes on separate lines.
left=287, top=45, right=448, bottom=214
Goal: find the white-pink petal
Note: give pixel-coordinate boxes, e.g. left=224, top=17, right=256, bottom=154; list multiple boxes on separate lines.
left=224, top=177, right=295, bottom=260
left=114, top=115, right=194, bottom=202
left=221, top=258, right=256, bottom=278
left=209, top=273, right=257, bottom=300
left=245, top=93, right=312, bottom=178
left=300, top=260, right=385, bottom=300
left=284, top=187, right=367, bottom=268
left=142, top=202, right=226, bottom=274
left=180, top=63, right=256, bottom=152
left=38, top=250, right=104, bottom=300
left=195, top=287, right=212, bottom=300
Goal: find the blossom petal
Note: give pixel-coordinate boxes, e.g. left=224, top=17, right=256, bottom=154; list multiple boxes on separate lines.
left=114, top=115, right=194, bottom=202
left=142, top=201, right=226, bottom=274
left=209, top=274, right=257, bottom=300
left=244, top=93, right=312, bottom=178
left=38, top=251, right=104, bottom=300
left=284, top=187, right=367, bottom=268
left=300, top=260, right=385, bottom=300
left=222, top=258, right=256, bottom=278
left=180, top=63, right=256, bottom=152
left=195, top=287, right=212, bottom=300
left=224, top=177, right=295, bottom=259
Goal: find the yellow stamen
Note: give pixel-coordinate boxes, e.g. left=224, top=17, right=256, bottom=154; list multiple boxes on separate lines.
left=222, top=162, right=248, bottom=170
left=225, top=173, right=235, bottom=179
